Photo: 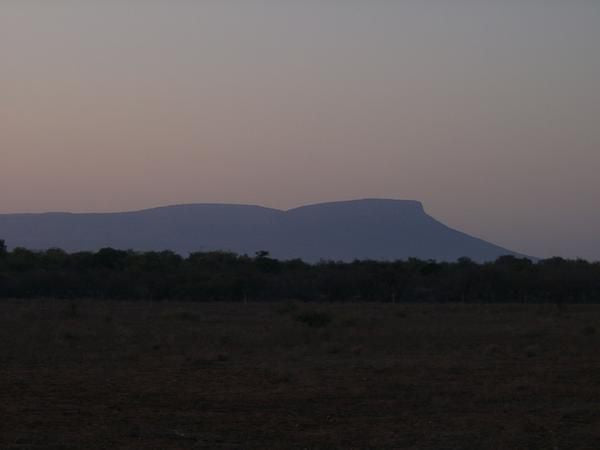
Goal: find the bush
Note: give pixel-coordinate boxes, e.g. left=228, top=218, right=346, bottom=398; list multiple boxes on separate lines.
left=295, top=310, right=333, bottom=328
left=274, top=301, right=299, bottom=315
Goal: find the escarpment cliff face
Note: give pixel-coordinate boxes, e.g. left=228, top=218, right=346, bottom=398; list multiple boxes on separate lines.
left=0, top=199, right=521, bottom=262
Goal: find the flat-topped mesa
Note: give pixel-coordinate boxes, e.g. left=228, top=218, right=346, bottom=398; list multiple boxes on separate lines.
left=288, top=198, right=424, bottom=214
left=0, top=199, right=522, bottom=262
left=282, top=200, right=429, bottom=236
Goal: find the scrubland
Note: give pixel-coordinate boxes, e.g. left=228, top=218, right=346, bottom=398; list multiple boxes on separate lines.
left=1, top=300, right=599, bottom=449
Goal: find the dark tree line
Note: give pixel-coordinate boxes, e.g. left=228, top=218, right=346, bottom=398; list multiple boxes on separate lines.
left=0, top=239, right=599, bottom=303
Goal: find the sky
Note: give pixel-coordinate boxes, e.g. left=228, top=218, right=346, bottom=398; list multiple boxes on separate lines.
left=1, top=1, right=600, bottom=260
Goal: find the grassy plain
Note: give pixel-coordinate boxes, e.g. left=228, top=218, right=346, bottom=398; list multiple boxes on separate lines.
left=1, top=300, right=599, bottom=449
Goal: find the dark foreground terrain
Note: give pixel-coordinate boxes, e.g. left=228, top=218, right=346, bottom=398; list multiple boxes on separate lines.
left=1, top=301, right=599, bottom=449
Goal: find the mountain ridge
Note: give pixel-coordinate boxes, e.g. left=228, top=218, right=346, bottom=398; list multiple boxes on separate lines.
left=0, top=199, right=524, bottom=262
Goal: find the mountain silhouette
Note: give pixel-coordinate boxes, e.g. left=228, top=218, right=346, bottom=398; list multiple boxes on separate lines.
left=0, top=199, right=521, bottom=262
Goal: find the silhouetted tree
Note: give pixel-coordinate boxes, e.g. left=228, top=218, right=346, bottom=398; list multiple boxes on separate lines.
left=0, top=245, right=597, bottom=303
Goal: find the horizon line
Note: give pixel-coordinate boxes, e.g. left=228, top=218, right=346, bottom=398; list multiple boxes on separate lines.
left=0, top=198, right=425, bottom=216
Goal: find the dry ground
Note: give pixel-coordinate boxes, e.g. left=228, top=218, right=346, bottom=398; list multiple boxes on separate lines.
left=0, top=300, right=599, bottom=449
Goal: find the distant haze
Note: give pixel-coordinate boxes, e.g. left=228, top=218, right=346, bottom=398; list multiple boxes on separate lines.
left=2, top=1, right=599, bottom=259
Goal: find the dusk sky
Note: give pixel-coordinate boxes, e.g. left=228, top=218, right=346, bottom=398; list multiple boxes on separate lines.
left=2, top=1, right=600, bottom=259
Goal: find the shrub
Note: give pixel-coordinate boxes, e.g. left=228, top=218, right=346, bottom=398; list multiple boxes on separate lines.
left=295, top=310, right=333, bottom=328
left=274, top=301, right=299, bottom=315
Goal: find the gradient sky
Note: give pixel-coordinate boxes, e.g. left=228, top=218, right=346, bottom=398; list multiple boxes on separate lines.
left=2, top=1, right=600, bottom=259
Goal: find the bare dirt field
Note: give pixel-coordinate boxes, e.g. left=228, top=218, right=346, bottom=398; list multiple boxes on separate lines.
left=0, top=300, right=599, bottom=449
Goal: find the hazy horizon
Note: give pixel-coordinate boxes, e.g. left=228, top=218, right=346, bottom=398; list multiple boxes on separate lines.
left=2, top=1, right=600, bottom=259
